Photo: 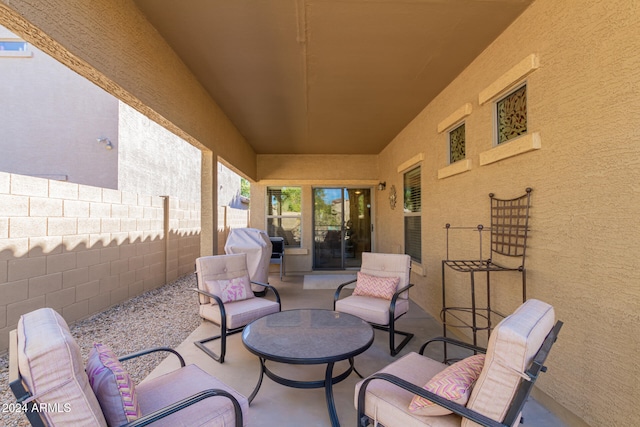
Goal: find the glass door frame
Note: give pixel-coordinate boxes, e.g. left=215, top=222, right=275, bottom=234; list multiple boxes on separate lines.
left=312, top=186, right=373, bottom=270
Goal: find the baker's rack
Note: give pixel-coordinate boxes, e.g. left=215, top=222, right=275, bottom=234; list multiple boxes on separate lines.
left=441, top=188, right=532, bottom=362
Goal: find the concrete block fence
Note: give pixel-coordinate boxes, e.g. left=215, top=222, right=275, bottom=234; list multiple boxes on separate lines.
left=0, top=172, right=201, bottom=353
left=216, top=205, right=250, bottom=255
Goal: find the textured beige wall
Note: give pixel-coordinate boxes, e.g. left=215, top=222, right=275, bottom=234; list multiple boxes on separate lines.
left=2, top=0, right=638, bottom=424
left=376, top=0, right=640, bottom=425
left=0, top=0, right=256, bottom=180
left=0, top=172, right=200, bottom=353
left=257, top=154, right=378, bottom=181
left=254, top=154, right=379, bottom=273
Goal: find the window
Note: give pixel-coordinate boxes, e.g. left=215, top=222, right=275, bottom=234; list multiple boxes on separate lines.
left=0, top=41, right=27, bottom=51
left=267, top=187, right=301, bottom=247
left=449, top=123, right=466, bottom=163
left=0, top=39, right=32, bottom=58
left=403, top=167, right=421, bottom=262
left=496, top=84, right=527, bottom=145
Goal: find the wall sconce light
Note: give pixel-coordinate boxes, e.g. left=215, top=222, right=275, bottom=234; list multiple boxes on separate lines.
left=378, top=181, right=386, bottom=191
left=97, top=137, right=114, bottom=150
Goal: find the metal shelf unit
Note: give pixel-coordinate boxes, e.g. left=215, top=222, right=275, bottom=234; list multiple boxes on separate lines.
left=441, top=188, right=532, bottom=362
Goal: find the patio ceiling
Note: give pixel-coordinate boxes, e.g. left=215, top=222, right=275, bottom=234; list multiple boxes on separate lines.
left=133, top=0, right=534, bottom=155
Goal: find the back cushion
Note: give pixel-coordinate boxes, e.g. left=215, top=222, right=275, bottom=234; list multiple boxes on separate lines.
left=462, top=299, right=555, bottom=427
left=196, top=254, right=252, bottom=304
left=17, top=308, right=107, bottom=426
left=359, top=252, right=411, bottom=299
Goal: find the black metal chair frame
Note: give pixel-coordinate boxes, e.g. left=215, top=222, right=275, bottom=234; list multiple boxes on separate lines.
left=441, top=188, right=532, bottom=361
left=194, top=280, right=281, bottom=364
left=357, top=320, right=563, bottom=427
left=334, top=279, right=414, bottom=356
left=9, top=333, right=243, bottom=427
left=269, top=236, right=285, bottom=280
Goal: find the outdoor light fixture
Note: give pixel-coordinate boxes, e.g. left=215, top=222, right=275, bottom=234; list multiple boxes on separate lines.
left=97, top=137, right=114, bottom=150
left=378, top=182, right=386, bottom=191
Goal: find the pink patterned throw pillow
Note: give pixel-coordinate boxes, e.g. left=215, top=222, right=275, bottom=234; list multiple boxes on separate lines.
left=86, top=343, right=142, bottom=426
left=352, top=271, right=400, bottom=300
left=409, top=354, right=485, bottom=416
left=218, top=275, right=251, bottom=303
left=205, top=274, right=252, bottom=303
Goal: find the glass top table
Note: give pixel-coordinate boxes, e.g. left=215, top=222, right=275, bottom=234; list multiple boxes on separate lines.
left=242, top=309, right=374, bottom=427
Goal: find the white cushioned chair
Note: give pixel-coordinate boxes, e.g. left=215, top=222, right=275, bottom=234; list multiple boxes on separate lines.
left=9, top=308, right=247, bottom=427
left=355, top=299, right=562, bottom=427
left=195, top=253, right=281, bottom=363
left=334, top=252, right=414, bottom=356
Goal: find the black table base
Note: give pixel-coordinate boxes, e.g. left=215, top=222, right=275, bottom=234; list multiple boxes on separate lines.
left=248, top=357, right=362, bottom=426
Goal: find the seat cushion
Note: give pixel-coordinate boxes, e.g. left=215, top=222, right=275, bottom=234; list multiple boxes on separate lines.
left=462, top=299, right=555, bottom=427
left=409, top=354, right=485, bottom=416
left=335, top=295, right=409, bottom=325
left=353, top=271, right=400, bottom=300
left=137, top=364, right=249, bottom=426
left=17, top=308, right=107, bottom=426
left=200, top=297, right=281, bottom=329
left=355, top=352, right=461, bottom=427
left=86, top=343, right=142, bottom=426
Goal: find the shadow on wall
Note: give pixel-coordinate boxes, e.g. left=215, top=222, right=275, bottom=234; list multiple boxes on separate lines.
left=0, top=229, right=201, bottom=354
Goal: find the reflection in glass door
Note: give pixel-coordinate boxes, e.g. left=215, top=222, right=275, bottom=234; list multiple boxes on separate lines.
left=313, top=188, right=371, bottom=269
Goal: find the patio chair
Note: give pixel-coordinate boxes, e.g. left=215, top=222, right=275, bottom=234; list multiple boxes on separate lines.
left=269, top=236, right=285, bottom=280
left=195, top=253, right=281, bottom=363
left=334, top=252, right=414, bottom=356
left=355, top=299, right=562, bottom=427
left=9, top=307, right=247, bottom=427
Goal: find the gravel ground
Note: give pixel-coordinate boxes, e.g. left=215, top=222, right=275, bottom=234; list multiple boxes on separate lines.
left=0, top=273, right=200, bottom=427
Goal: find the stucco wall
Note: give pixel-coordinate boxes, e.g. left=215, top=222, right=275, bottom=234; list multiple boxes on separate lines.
left=118, top=101, right=202, bottom=204
left=0, top=25, right=119, bottom=189
left=1, top=0, right=638, bottom=425
left=253, top=154, right=380, bottom=273
left=376, top=0, right=640, bottom=425
left=257, top=154, right=379, bottom=181
left=0, top=25, right=203, bottom=203
left=0, top=0, right=256, bottom=180
left=218, top=162, right=246, bottom=209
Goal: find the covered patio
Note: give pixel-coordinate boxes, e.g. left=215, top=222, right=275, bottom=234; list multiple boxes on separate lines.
left=2, top=272, right=564, bottom=426
left=1, top=1, right=639, bottom=426
left=150, top=274, right=564, bottom=427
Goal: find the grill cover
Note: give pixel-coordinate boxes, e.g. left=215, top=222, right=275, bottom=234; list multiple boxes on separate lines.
left=224, top=228, right=272, bottom=288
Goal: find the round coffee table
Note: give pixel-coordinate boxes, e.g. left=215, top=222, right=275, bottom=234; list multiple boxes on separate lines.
left=242, top=309, right=374, bottom=427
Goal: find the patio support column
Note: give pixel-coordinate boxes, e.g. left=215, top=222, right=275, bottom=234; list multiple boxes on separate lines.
left=201, top=149, right=218, bottom=256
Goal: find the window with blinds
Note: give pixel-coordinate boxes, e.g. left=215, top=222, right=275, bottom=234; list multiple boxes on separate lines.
left=403, top=166, right=421, bottom=262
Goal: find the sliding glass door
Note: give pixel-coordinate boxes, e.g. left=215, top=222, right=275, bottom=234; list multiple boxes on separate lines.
left=313, top=187, right=371, bottom=269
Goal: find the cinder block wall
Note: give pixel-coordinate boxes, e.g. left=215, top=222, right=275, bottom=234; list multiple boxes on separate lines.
left=0, top=172, right=200, bottom=352
left=168, top=197, right=201, bottom=281
left=216, top=206, right=250, bottom=254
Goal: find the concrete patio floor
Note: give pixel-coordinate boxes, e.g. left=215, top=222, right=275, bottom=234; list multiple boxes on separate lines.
left=145, top=273, right=565, bottom=427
